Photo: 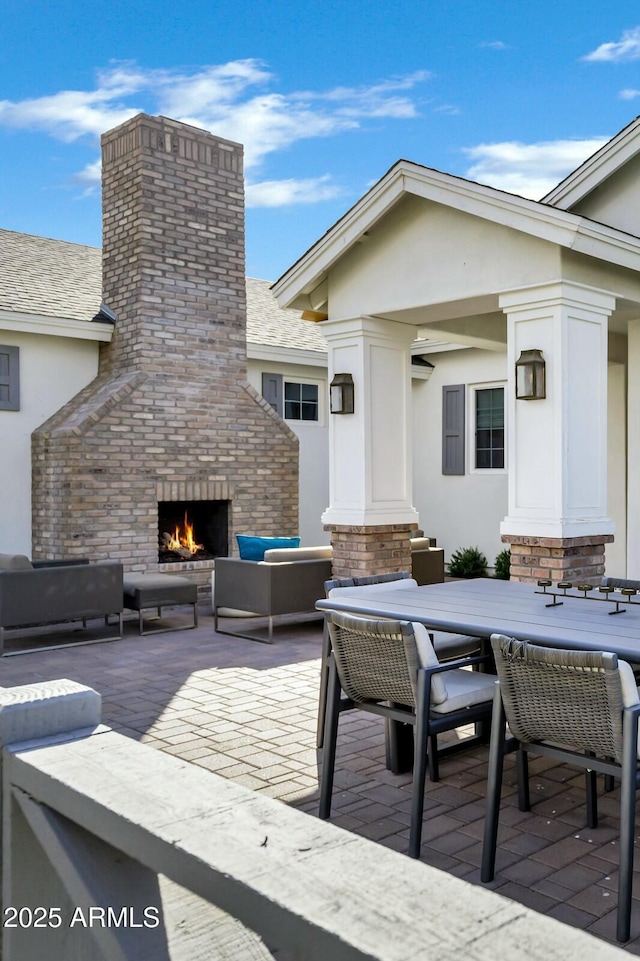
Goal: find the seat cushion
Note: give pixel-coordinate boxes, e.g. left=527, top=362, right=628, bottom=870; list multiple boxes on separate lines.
left=123, top=573, right=197, bottom=609
left=236, top=535, right=300, bottom=561
left=431, top=669, right=496, bottom=714
left=432, top=632, right=482, bottom=659
left=328, top=578, right=417, bottom=598
left=0, top=553, right=32, bottom=570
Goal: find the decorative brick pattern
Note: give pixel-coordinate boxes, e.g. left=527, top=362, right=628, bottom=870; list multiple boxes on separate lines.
left=31, top=114, right=298, bottom=594
left=326, top=524, right=419, bottom=579
left=501, top=534, right=615, bottom=585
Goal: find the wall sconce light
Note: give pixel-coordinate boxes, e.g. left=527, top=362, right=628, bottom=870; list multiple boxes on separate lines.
left=330, top=373, right=355, bottom=414
left=515, top=349, right=546, bottom=400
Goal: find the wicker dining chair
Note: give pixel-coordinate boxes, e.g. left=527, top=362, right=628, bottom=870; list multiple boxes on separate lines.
left=481, top=633, right=640, bottom=943
left=318, top=572, right=482, bottom=750
left=320, top=610, right=495, bottom=858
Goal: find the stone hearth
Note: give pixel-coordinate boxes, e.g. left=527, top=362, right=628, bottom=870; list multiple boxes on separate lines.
left=31, top=114, right=299, bottom=595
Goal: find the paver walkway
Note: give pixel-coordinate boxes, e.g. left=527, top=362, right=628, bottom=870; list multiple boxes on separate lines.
left=1, top=606, right=639, bottom=952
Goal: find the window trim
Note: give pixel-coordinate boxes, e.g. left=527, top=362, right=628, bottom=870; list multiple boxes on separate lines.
left=0, top=345, right=20, bottom=412
left=283, top=379, right=320, bottom=423
left=469, top=381, right=506, bottom=474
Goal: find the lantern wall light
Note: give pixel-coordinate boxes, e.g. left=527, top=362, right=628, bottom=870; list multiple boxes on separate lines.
left=329, top=373, right=355, bottom=414
left=515, top=349, right=546, bottom=400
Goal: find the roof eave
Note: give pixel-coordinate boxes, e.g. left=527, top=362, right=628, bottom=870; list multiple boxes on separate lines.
left=272, top=162, right=640, bottom=311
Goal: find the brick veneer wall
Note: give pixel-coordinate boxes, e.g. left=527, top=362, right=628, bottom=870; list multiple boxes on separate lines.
left=326, top=524, right=418, bottom=579
left=31, top=114, right=298, bottom=589
left=503, top=534, right=614, bottom=585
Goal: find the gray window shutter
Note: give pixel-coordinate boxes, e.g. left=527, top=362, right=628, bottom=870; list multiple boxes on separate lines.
left=262, top=373, right=283, bottom=416
left=442, top=384, right=465, bottom=475
left=0, top=346, right=19, bottom=411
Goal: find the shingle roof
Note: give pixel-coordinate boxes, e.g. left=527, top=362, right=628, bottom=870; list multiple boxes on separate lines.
left=0, top=228, right=327, bottom=353
left=0, top=228, right=102, bottom=321
left=246, top=277, right=326, bottom=353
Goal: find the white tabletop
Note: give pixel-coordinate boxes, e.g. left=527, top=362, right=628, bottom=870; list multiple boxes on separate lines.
left=317, top=578, right=640, bottom=662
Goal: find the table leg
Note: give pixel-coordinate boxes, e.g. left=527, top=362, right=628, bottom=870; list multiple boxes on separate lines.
left=385, top=710, right=414, bottom=774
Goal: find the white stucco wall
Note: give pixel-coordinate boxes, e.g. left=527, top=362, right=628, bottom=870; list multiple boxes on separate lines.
left=247, top=357, right=329, bottom=546
left=412, top=348, right=508, bottom=570
left=1, top=330, right=99, bottom=555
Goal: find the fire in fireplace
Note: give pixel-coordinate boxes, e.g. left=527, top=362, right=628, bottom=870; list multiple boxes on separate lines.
left=158, top=500, right=229, bottom=564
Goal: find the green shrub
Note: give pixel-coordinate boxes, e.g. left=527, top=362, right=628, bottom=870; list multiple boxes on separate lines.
left=494, top=549, right=510, bottom=580
left=448, top=545, right=488, bottom=578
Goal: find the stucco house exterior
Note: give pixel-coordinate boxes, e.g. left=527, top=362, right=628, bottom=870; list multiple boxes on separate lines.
left=3, top=114, right=640, bottom=578
left=273, top=116, right=640, bottom=582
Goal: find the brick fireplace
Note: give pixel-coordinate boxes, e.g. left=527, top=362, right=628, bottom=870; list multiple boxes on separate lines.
left=31, top=114, right=299, bottom=594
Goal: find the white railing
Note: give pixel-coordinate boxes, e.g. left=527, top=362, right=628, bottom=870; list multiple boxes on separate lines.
left=0, top=681, right=625, bottom=961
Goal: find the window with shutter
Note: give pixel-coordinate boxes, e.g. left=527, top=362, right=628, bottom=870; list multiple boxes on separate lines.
left=0, top=346, right=19, bottom=411
left=442, top=384, right=465, bottom=475
left=261, top=373, right=283, bottom=416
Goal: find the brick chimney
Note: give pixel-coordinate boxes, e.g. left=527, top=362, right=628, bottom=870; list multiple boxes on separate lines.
left=32, top=114, right=298, bottom=591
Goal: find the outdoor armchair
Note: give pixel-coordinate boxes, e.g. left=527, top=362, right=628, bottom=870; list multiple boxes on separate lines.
left=481, top=634, right=640, bottom=943
left=320, top=610, right=495, bottom=858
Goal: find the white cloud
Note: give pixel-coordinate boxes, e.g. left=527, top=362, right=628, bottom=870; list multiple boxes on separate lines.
left=619, top=88, right=640, bottom=100
left=583, top=26, right=640, bottom=62
left=246, top=175, right=341, bottom=208
left=478, top=41, right=510, bottom=51
left=463, top=137, right=608, bottom=199
left=0, top=60, right=431, bottom=206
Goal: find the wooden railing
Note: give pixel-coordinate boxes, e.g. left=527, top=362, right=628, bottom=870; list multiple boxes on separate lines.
left=0, top=681, right=625, bottom=960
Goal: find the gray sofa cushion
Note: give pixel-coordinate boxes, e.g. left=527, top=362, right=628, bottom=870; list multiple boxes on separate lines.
left=263, top=545, right=333, bottom=563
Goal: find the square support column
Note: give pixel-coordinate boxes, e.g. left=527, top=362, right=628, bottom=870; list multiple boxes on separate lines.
left=499, top=281, right=615, bottom=583
left=320, top=316, right=419, bottom=577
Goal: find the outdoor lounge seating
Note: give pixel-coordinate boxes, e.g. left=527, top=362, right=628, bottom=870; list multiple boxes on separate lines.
left=122, top=573, right=198, bottom=635
left=481, top=634, right=640, bottom=943
left=0, top=553, right=123, bottom=655
left=320, top=610, right=495, bottom=857
left=213, top=546, right=333, bottom=643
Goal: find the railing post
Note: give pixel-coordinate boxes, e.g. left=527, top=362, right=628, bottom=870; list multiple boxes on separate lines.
left=0, top=680, right=101, bottom=961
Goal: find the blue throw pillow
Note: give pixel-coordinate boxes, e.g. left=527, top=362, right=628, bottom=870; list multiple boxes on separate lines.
left=236, top=535, right=300, bottom=561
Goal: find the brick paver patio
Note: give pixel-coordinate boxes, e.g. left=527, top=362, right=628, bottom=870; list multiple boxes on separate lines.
left=2, top=605, right=640, bottom=952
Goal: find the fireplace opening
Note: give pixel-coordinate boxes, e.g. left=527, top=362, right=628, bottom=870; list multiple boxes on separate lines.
left=158, top=500, right=229, bottom=564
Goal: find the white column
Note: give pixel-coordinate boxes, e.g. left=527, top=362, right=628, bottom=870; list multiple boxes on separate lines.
left=320, top=316, right=419, bottom=528
left=499, top=281, right=615, bottom=539
left=627, top=320, right=640, bottom=576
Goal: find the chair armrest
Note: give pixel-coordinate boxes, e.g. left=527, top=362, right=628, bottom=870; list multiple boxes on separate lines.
left=31, top=558, right=90, bottom=568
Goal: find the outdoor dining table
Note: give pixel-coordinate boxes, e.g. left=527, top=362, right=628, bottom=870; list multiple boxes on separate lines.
left=317, top=576, right=640, bottom=772
left=317, top=577, right=640, bottom=661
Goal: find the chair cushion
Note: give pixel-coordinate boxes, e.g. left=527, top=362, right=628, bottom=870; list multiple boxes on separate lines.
left=328, top=578, right=417, bottom=599
left=430, top=669, right=496, bottom=714
left=264, top=545, right=332, bottom=562
left=236, top=535, right=300, bottom=561
left=413, top=623, right=448, bottom=705
left=409, top=537, right=431, bottom=551
left=0, top=553, right=32, bottom=570
left=432, top=632, right=482, bottom=659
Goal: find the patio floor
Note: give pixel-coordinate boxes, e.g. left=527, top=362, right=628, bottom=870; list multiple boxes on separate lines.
left=2, top=604, right=640, bottom=953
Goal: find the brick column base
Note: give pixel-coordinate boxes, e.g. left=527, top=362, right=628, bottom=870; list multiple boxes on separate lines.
left=325, top=524, right=419, bottom=579
left=502, top=534, right=614, bottom=585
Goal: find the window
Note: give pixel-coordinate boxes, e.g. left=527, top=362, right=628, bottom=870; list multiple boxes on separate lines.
left=284, top=381, right=318, bottom=421
left=0, top=345, right=19, bottom=411
left=474, top=387, right=504, bottom=469
left=261, top=373, right=321, bottom=423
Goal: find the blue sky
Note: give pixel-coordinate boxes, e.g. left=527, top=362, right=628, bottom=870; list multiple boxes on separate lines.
left=2, top=0, right=640, bottom=280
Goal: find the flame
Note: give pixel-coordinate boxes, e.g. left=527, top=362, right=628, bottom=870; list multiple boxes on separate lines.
left=166, top=512, right=203, bottom=555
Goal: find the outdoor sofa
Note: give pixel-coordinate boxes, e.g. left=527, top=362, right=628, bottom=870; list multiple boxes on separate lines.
left=0, top=553, right=123, bottom=654
left=213, top=537, right=444, bottom=643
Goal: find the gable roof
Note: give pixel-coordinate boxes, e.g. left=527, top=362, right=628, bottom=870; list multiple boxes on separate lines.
left=542, top=116, right=640, bottom=210
left=272, top=158, right=640, bottom=313
left=0, top=228, right=325, bottom=355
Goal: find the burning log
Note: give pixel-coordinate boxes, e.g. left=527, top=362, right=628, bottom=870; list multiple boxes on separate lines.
left=161, top=532, right=193, bottom=559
